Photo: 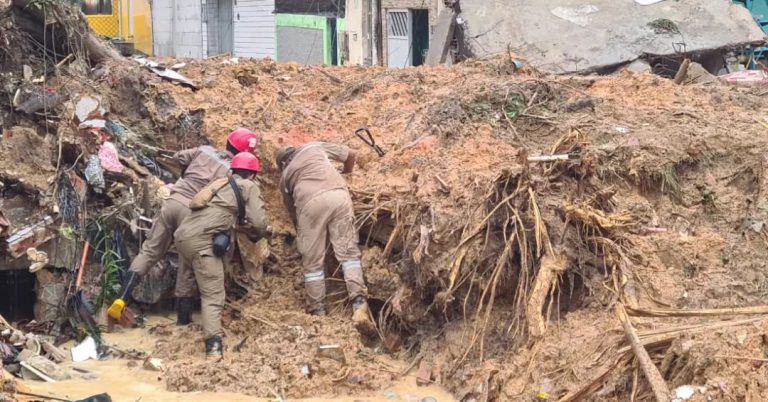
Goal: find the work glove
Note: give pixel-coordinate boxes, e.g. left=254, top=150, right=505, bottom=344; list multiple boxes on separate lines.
left=107, top=272, right=138, bottom=320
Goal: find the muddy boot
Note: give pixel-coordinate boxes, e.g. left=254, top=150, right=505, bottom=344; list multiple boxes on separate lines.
left=309, top=307, right=327, bottom=316
left=205, top=336, right=223, bottom=361
left=351, top=296, right=375, bottom=336
left=176, top=297, right=194, bottom=326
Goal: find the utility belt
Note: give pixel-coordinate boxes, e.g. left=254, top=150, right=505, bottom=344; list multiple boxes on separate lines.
left=191, top=176, right=246, bottom=257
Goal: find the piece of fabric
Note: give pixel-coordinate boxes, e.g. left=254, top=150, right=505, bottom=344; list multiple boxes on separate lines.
left=170, top=146, right=233, bottom=206
left=97, top=141, right=124, bottom=173
left=296, top=189, right=367, bottom=311
left=279, top=142, right=350, bottom=223
left=84, top=155, right=105, bottom=193
left=129, top=199, right=198, bottom=298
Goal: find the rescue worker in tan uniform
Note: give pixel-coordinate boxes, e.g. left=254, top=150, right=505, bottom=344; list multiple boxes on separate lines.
left=174, top=152, right=269, bottom=360
left=276, top=143, right=373, bottom=333
left=110, top=129, right=259, bottom=325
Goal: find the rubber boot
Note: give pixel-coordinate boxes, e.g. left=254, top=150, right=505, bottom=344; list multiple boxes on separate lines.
left=205, top=336, right=223, bottom=361
left=309, top=307, right=327, bottom=316
left=176, top=297, right=194, bottom=326
left=351, top=296, right=375, bottom=336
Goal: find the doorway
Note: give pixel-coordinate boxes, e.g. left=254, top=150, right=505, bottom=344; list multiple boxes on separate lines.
left=0, top=270, right=36, bottom=322
left=386, top=9, right=429, bottom=68
left=411, top=9, right=428, bottom=66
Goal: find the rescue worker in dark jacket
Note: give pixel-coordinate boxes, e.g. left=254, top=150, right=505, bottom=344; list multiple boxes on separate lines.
left=175, top=152, right=269, bottom=360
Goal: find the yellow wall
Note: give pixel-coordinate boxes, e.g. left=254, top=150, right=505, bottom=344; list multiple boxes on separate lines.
left=86, top=0, right=153, bottom=55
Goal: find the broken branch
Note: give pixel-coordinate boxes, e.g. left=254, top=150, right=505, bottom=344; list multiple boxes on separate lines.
left=616, top=304, right=670, bottom=402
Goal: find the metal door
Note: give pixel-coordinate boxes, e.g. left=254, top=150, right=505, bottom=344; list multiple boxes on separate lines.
left=233, top=0, right=276, bottom=58
left=387, top=9, right=411, bottom=68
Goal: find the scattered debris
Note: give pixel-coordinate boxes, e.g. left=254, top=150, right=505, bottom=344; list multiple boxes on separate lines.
left=143, top=357, right=164, bottom=372
left=71, top=336, right=99, bottom=363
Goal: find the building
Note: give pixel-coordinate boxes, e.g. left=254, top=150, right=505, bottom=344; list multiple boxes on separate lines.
left=149, top=0, right=448, bottom=68
left=152, top=0, right=276, bottom=59
left=82, top=0, right=154, bottom=56
left=274, top=0, right=346, bottom=65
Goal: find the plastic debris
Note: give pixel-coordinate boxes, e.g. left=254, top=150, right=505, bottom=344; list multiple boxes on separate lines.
left=75, top=96, right=105, bottom=123
left=98, top=141, right=124, bottom=173
left=720, top=70, right=768, bottom=86
left=143, top=357, right=164, bottom=371
left=71, top=336, right=99, bottom=363
left=84, top=154, right=105, bottom=193
left=105, top=120, right=131, bottom=143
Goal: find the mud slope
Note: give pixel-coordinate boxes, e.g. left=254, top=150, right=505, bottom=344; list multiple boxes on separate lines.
left=136, top=56, right=768, bottom=401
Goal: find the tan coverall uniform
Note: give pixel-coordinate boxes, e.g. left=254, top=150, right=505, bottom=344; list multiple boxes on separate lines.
left=129, top=146, right=233, bottom=298
left=279, top=142, right=367, bottom=312
left=174, top=177, right=268, bottom=339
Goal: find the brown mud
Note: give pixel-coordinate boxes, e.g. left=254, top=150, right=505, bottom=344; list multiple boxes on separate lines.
left=3, top=10, right=768, bottom=398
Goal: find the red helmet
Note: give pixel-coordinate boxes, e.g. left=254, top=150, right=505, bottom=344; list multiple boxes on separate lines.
left=227, top=128, right=259, bottom=153
left=230, top=152, right=261, bottom=173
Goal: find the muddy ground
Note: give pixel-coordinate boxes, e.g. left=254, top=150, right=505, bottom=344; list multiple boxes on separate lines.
left=128, top=58, right=768, bottom=401
left=4, top=16, right=768, bottom=399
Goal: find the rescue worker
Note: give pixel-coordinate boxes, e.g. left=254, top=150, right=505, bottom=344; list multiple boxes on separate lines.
left=174, top=152, right=269, bottom=360
left=109, top=129, right=260, bottom=325
left=276, top=142, right=373, bottom=333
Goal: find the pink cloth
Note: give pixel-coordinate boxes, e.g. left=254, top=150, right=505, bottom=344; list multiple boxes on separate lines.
left=98, top=141, right=124, bottom=173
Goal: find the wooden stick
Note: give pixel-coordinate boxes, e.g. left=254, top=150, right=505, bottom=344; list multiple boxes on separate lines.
left=627, top=305, right=768, bottom=318
left=616, top=304, right=670, bottom=402
left=713, top=355, right=768, bottom=363
left=637, top=316, right=765, bottom=338
left=246, top=313, right=278, bottom=329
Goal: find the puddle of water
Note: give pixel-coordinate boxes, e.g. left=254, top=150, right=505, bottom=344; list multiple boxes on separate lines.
left=24, top=316, right=456, bottom=402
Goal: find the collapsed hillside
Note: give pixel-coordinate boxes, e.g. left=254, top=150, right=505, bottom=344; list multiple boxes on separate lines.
left=2, top=2, right=768, bottom=400
left=152, top=58, right=768, bottom=401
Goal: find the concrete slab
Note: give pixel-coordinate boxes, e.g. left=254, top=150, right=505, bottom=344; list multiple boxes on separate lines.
left=459, top=0, right=766, bottom=73
left=425, top=9, right=457, bottom=66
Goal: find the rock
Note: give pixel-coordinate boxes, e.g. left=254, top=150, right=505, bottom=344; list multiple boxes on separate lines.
left=22, top=355, right=70, bottom=381
left=626, top=59, right=652, bottom=73
left=415, top=360, right=432, bottom=386
left=143, top=357, right=164, bottom=372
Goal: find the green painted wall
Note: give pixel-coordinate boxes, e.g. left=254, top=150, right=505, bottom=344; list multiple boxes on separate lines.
left=275, top=14, right=346, bottom=65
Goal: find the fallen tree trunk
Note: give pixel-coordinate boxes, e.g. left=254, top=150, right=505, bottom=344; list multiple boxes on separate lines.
left=11, top=0, right=122, bottom=65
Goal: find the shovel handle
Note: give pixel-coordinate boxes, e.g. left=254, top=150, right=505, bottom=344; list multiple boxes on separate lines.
left=75, top=240, right=90, bottom=288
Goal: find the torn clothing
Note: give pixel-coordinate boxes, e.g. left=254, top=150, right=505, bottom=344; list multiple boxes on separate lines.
left=279, top=142, right=350, bottom=224
left=297, top=189, right=367, bottom=311
left=170, top=146, right=233, bottom=206
left=128, top=198, right=198, bottom=298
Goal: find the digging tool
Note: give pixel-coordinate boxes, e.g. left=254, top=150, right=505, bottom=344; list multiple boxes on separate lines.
left=107, top=271, right=138, bottom=320
left=68, top=240, right=99, bottom=340
left=355, top=128, right=386, bottom=157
